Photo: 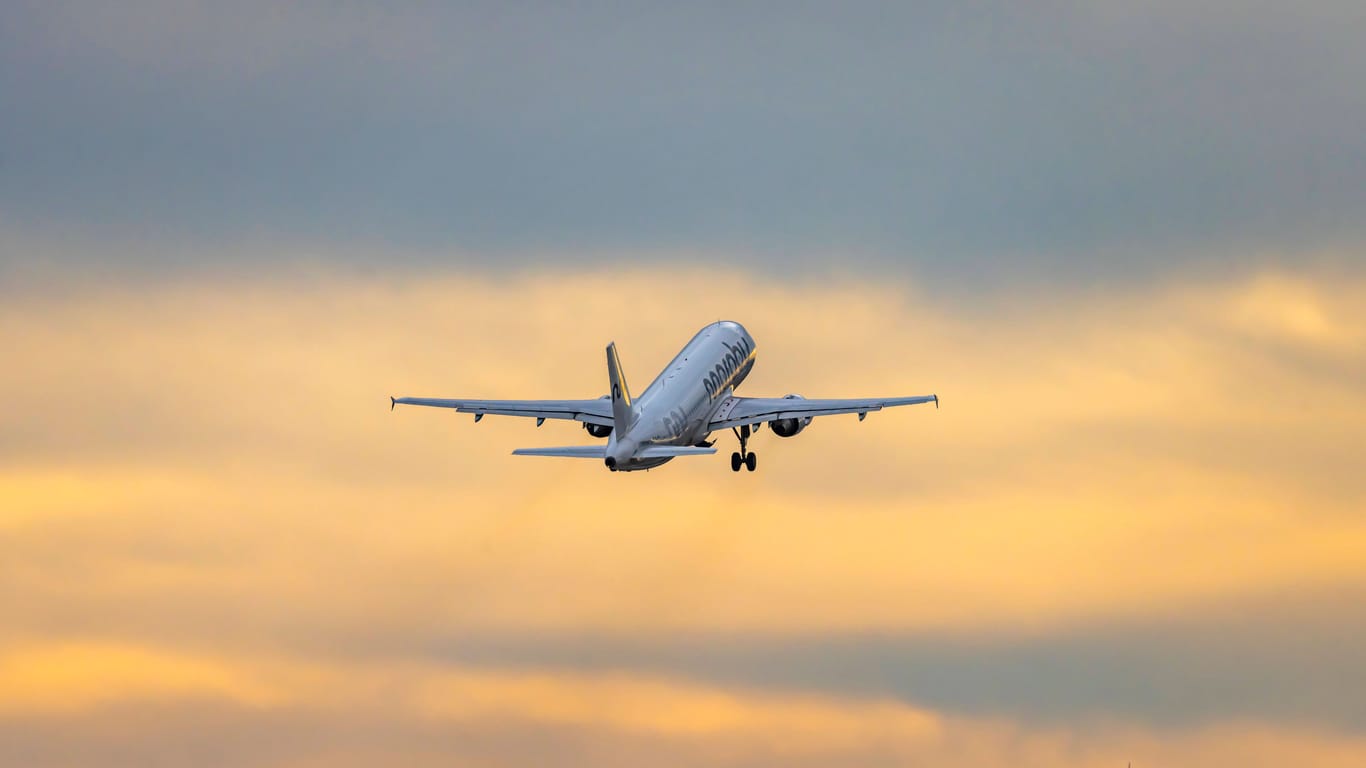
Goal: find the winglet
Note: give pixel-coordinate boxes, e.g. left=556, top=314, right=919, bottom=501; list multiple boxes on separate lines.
left=934, top=394, right=939, bottom=409
left=390, top=396, right=396, bottom=411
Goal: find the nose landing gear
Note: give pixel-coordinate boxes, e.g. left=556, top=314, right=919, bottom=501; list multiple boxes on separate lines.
left=730, top=424, right=757, bottom=472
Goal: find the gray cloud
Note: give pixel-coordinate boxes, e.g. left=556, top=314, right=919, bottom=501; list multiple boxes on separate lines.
left=410, top=587, right=1366, bottom=733
left=7, top=587, right=1360, bottom=739
left=2, top=1, right=1363, bottom=282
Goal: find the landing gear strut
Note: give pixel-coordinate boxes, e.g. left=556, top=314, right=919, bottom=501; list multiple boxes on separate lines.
left=730, top=424, right=757, bottom=472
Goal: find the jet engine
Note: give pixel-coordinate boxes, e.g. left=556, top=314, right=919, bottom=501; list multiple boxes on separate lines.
left=584, top=393, right=613, bottom=437
left=770, top=394, right=812, bottom=438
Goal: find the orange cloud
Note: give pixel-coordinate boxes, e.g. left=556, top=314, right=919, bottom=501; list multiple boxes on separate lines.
left=2, top=266, right=1364, bottom=638
left=0, top=643, right=279, bottom=714
left=3, top=640, right=1365, bottom=767
left=2, top=262, right=1365, bottom=764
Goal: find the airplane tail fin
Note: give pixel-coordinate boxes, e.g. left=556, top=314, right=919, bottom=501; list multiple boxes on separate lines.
left=606, top=342, right=635, bottom=433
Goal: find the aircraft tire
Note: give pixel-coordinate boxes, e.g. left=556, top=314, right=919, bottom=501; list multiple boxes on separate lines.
left=745, top=452, right=757, bottom=472
left=731, top=452, right=743, bottom=472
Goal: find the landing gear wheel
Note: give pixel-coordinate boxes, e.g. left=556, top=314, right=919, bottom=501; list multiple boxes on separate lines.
left=730, top=424, right=758, bottom=474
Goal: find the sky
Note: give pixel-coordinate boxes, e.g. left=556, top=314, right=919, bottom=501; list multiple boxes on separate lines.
left=2, top=2, right=1365, bottom=766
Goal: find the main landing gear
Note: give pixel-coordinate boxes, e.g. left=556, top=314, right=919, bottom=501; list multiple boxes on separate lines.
left=730, top=424, right=757, bottom=472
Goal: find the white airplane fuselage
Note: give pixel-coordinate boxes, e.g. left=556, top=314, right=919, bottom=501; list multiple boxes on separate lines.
left=607, top=320, right=756, bottom=471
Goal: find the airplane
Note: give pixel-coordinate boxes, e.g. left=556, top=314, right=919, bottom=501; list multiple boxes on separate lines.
left=390, top=321, right=937, bottom=473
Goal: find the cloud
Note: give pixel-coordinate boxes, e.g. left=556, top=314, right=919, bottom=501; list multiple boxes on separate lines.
left=4, top=2, right=1363, bottom=759
left=2, top=257, right=1365, bottom=764
left=4, top=641, right=1366, bottom=767
left=2, top=2, right=1362, bottom=273
left=1216, top=271, right=1366, bottom=350
left=3, top=262, right=1364, bottom=624
left=425, top=585, right=1366, bottom=732
left=0, top=643, right=279, bottom=715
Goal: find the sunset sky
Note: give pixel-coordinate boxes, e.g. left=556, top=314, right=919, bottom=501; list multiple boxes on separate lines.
left=3, top=3, right=1365, bottom=766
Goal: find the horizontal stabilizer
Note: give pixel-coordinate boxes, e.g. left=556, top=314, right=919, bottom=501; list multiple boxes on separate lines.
left=637, top=445, right=717, bottom=458
left=512, top=446, right=607, bottom=458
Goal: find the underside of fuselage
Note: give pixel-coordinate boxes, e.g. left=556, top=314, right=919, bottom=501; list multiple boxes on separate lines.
left=611, top=456, right=672, bottom=472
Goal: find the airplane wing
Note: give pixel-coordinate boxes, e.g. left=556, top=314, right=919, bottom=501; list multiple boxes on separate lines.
left=390, top=396, right=614, bottom=427
left=708, top=394, right=937, bottom=430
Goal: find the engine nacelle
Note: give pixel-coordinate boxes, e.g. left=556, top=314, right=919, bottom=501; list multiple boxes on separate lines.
left=770, top=394, right=812, bottom=438
left=584, top=394, right=613, bottom=438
